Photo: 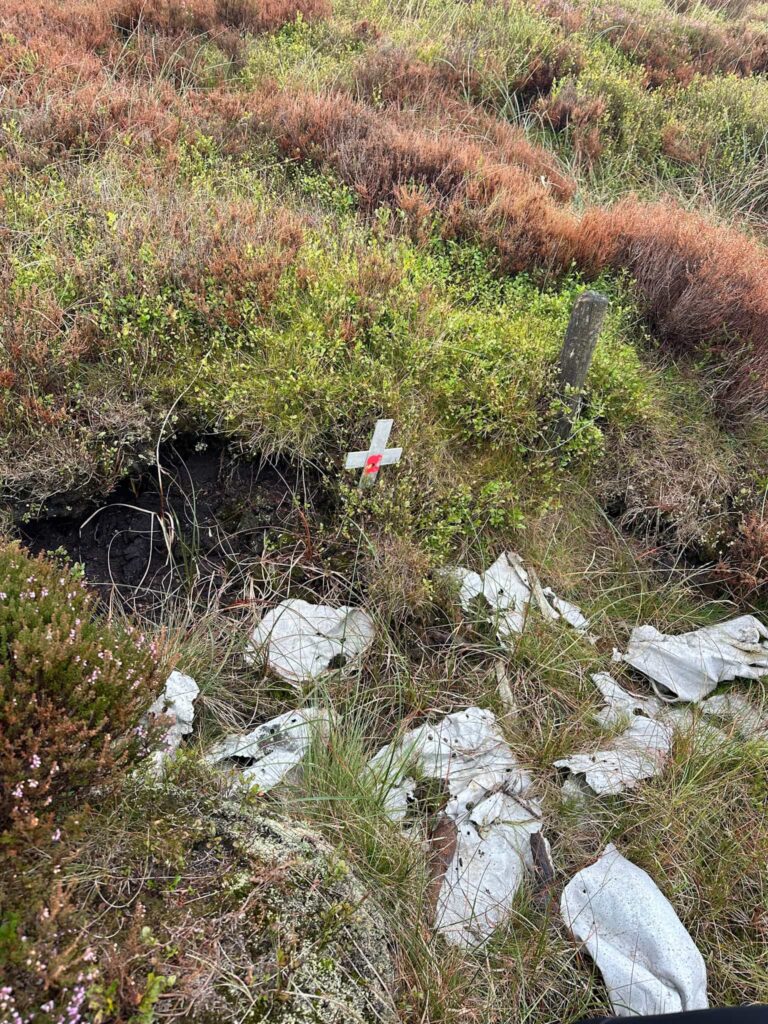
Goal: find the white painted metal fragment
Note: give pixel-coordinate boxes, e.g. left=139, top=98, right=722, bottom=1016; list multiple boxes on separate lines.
left=561, top=844, right=708, bottom=1016
left=590, top=672, right=662, bottom=728
left=527, top=565, right=558, bottom=622
left=450, top=567, right=485, bottom=612
left=658, top=706, right=729, bottom=750
left=207, top=707, right=330, bottom=791
left=446, top=553, right=589, bottom=641
left=435, top=786, right=542, bottom=947
left=368, top=706, right=532, bottom=801
left=147, top=670, right=200, bottom=765
left=445, top=553, right=531, bottom=636
left=527, top=565, right=590, bottom=632
left=554, top=716, right=674, bottom=796
left=619, top=615, right=768, bottom=702
left=543, top=588, right=590, bottom=631
left=367, top=707, right=542, bottom=947
left=477, top=552, right=532, bottom=638
left=246, top=599, right=374, bottom=683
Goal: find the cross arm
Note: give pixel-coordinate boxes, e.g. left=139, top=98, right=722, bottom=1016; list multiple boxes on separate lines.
left=345, top=448, right=402, bottom=470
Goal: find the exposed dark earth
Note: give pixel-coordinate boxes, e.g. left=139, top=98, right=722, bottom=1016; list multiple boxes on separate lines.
left=19, top=438, right=322, bottom=607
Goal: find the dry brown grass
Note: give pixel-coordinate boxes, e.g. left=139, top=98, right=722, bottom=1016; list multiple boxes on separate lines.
left=113, top=0, right=331, bottom=37
left=715, top=511, right=768, bottom=597
left=352, top=46, right=577, bottom=197
left=535, top=80, right=607, bottom=166
left=245, top=85, right=579, bottom=272
left=576, top=200, right=768, bottom=415
left=4, top=0, right=768, bottom=427
left=536, top=0, right=768, bottom=85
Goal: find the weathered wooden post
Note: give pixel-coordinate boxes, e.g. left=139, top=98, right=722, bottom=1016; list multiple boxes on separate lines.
left=553, top=290, right=609, bottom=442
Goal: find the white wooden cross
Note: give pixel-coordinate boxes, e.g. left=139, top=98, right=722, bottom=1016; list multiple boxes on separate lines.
left=345, top=418, right=402, bottom=488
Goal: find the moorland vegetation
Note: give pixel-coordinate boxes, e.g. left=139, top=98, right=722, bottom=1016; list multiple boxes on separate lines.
left=1, top=0, right=768, bottom=1021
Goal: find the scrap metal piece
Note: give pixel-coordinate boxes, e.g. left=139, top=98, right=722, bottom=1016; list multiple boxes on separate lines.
left=368, top=706, right=532, bottom=802
left=207, top=707, right=330, bottom=791
left=658, top=706, right=729, bottom=749
left=147, top=670, right=200, bottom=767
left=543, top=588, right=590, bottom=631
left=528, top=564, right=590, bottom=632
left=590, top=672, right=663, bottom=728
left=554, top=716, right=674, bottom=797
left=435, top=786, right=542, bottom=947
left=246, top=599, right=374, bottom=683
left=619, top=616, right=768, bottom=702
left=381, top=775, right=417, bottom=823
left=368, top=707, right=543, bottom=947
left=468, top=552, right=532, bottom=638
left=448, top=552, right=589, bottom=641
left=561, top=845, right=708, bottom=1016
left=450, top=567, right=485, bottom=611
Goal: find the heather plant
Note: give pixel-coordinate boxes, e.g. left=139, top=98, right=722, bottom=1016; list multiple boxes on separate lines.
left=0, top=541, right=165, bottom=841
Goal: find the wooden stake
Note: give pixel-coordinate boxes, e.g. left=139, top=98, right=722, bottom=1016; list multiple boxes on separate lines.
left=554, top=290, right=609, bottom=441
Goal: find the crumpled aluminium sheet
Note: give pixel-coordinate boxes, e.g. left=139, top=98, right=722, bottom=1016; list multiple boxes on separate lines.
left=561, top=671, right=741, bottom=798
left=590, top=672, right=663, bottom=728
left=701, top=692, right=768, bottom=742
left=449, top=552, right=589, bottom=641
left=368, top=707, right=542, bottom=947
left=561, top=844, right=708, bottom=1017
left=148, top=670, right=200, bottom=766
left=543, top=589, right=590, bottom=631
left=368, top=706, right=533, bottom=809
left=527, top=565, right=590, bottom=633
left=246, top=599, right=374, bottom=683
left=618, top=615, right=768, bottom=702
left=207, top=707, right=330, bottom=791
left=555, top=716, right=674, bottom=797
left=435, top=786, right=541, bottom=947
left=454, top=553, right=532, bottom=638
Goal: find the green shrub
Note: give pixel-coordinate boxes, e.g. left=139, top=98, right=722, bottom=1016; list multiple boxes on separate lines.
left=0, top=541, right=165, bottom=840
left=673, top=74, right=768, bottom=173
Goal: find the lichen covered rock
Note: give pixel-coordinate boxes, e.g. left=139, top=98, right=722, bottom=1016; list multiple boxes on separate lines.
left=201, top=806, right=397, bottom=1024
left=23, top=764, right=397, bottom=1024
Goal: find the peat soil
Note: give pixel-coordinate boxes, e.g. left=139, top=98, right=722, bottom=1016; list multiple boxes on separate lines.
left=19, top=437, right=324, bottom=611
